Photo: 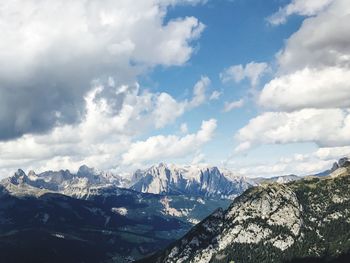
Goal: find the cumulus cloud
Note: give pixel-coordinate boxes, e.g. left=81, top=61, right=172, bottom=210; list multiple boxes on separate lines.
left=220, top=62, right=269, bottom=87
left=235, top=109, right=350, bottom=152
left=122, top=119, right=217, bottom=164
left=0, top=0, right=204, bottom=140
left=315, top=146, right=350, bottom=160
left=188, top=76, right=211, bottom=108
left=235, top=0, right=350, bottom=156
left=153, top=93, right=186, bottom=128
left=276, top=0, right=350, bottom=72
left=223, top=99, right=244, bottom=112
left=267, top=0, right=334, bottom=25
left=259, top=67, right=350, bottom=111
left=0, top=77, right=208, bottom=176
left=153, top=76, right=210, bottom=128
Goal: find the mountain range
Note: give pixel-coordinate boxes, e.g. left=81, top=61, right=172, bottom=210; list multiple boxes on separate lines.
left=140, top=158, right=350, bottom=263
left=0, top=160, right=347, bottom=262
left=0, top=163, right=247, bottom=262
left=130, top=163, right=252, bottom=199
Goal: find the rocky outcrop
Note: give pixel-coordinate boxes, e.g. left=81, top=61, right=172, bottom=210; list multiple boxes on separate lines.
left=131, top=163, right=252, bottom=199
left=142, top=161, right=350, bottom=263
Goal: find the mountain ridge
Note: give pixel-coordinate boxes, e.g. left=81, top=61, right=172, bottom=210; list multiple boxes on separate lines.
left=130, top=163, right=252, bottom=199
left=139, top=158, right=350, bottom=263
left=2, top=160, right=342, bottom=200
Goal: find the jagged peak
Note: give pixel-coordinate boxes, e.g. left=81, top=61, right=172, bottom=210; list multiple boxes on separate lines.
left=157, top=162, right=167, bottom=168
left=77, top=164, right=94, bottom=173
left=9, top=169, right=28, bottom=185
left=205, top=166, right=220, bottom=174
left=338, top=157, right=350, bottom=168
left=28, top=170, right=36, bottom=177
left=77, top=165, right=102, bottom=178
left=14, top=169, right=26, bottom=177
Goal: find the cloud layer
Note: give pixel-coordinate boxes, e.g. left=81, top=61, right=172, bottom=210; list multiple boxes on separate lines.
left=235, top=0, right=350, bottom=157
left=259, top=67, right=350, bottom=111
left=0, top=0, right=204, bottom=140
left=122, top=119, right=217, bottom=165
left=0, top=73, right=212, bottom=175
left=235, top=109, right=350, bottom=151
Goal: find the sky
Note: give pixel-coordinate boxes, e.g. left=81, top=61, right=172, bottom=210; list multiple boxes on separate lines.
left=0, top=0, right=350, bottom=178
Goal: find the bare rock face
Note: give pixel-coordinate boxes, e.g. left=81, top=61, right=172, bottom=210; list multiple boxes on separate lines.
left=131, top=163, right=252, bottom=199
left=1, top=165, right=131, bottom=198
left=152, top=184, right=303, bottom=263
left=338, top=157, right=350, bottom=168
left=142, top=161, right=350, bottom=263
left=223, top=185, right=302, bottom=248
left=9, top=169, right=27, bottom=185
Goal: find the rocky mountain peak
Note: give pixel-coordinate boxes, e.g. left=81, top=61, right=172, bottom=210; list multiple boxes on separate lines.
left=142, top=167, right=350, bottom=263
left=204, top=166, right=220, bottom=174
left=131, top=164, right=252, bottom=198
left=338, top=157, right=350, bottom=167
left=27, top=170, right=36, bottom=177
left=77, top=165, right=97, bottom=177
left=331, top=157, right=350, bottom=171
left=157, top=162, right=167, bottom=169
left=15, top=169, right=26, bottom=177
left=10, top=169, right=28, bottom=185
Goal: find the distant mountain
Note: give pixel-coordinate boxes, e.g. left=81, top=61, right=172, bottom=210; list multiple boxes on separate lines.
left=313, top=157, right=350, bottom=177
left=1, top=163, right=304, bottom=201
left=130, top=163, right=252, bottom=199
left=1, top=165, right=130, bottom=198
left=0, top=184, right=190, bottom=263
left=2, top=160, right=349, bottom=262
left=0, top=166, right=231, bottom=262
left=140, top=159, right=350, bottom=263
left=253, top=174, right=301, bottom=184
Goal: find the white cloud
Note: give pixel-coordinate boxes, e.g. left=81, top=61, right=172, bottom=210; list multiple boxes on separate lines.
left=221, top=65, right=245, bottom=83
left=237, top=158, right=333, bottom=177
left=235, top=109, right=350, bottom=152
left=235, top=145, right=350, bottom=178
left=153, top=76, right=210, bottom=128
left=188, top=76, right=211, bottom=108
left=209, top=90, right=222, bottom=100
left=220, top=62, right=269, bottom=87
left=267, top=0, right=334, bottom=25
left=235, top=0, right=350, bottom=157
left=0, top=77, right=209, bottom=176
left=0, top=0, right=204, bottom=74
left=180, top=123, right=189, bottom=134
left=153, top=93, right=186, bottom=128
left=0, top=0, right=205, bottom=140
left=259, top=67, right=350, bottom=111
left=223, top=99, right=244, bottom=112
left=276, top=0, right=350, bottom=72
left=122, top=119, right=217, bottom=164
left=191, top=152, right=206, bottom=164
left=314, top=146, right=350, bottom=160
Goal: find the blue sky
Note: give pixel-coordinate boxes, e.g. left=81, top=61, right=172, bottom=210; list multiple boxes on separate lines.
left=139, top=0, right=311, bottom=169
left=0, top=0, right=349, bottom=177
